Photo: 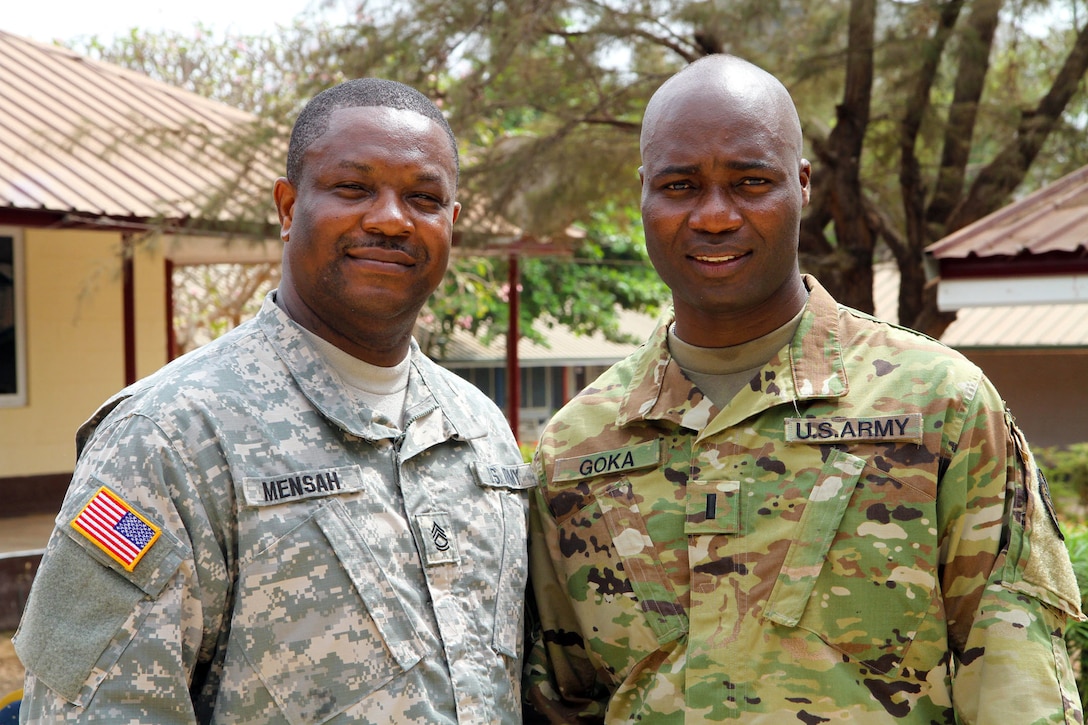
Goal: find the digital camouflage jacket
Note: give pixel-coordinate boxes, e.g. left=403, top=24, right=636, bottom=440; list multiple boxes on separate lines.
left=16, top=292, right=533, bottom=724
left=525, top=275, right=1084, bottom=724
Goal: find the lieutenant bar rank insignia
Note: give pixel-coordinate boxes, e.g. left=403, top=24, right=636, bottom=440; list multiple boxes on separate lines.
left=71, top=486, right=161, bottom=571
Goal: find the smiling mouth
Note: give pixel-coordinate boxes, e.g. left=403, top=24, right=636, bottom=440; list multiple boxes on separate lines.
left=692, top=253, right=743, bottom=263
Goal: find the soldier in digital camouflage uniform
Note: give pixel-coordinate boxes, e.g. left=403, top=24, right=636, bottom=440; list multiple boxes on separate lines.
left=15, top=78, right=533, bottom=724
left=523, top=54, right=1084, bottom=723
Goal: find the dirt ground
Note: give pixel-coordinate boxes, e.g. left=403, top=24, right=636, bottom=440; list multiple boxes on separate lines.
left=0, top=631, right=23, bottom=699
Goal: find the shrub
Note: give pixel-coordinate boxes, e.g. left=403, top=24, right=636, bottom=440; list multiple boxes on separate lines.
left=1037, top=443, right=1088, bottom=526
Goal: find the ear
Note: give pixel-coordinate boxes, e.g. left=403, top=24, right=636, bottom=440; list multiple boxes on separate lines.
left=798, top=159, right=812, bottom=207
left=272, top=177, right=296, bottom=240
left=451, top=201, right=461, bottom=225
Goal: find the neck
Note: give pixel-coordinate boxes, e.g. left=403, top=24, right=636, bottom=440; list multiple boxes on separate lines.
left=274, top=288, right=416, bottom=367
left=672, top=274, right=808, bottom=348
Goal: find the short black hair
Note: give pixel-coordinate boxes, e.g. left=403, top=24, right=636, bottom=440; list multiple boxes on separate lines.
left=285, top=78, right=459, bottom=183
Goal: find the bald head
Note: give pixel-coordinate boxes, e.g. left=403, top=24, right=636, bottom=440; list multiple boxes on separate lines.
left=641, top=55, right=804, bottom=164
left=636, top=53, right=811, bottom=347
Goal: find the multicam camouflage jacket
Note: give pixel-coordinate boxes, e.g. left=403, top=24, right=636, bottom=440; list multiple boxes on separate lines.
left=16, top=292, right=533, bottom=724
left=525, top=275, right=1084, bottom=724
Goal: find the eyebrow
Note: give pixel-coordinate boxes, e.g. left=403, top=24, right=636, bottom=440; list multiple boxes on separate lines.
left=334, top=160, right=448, bottom=185
left=653, top=159, right=775, bottom=178
left=335, top=160, right=373, bottom=173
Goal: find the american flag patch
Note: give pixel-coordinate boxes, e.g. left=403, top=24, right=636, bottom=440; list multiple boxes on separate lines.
left=71, top=486, right=161, bottom=571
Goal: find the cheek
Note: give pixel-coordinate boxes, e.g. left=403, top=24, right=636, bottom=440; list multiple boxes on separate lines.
left=643, top=208, right=681, bottom=247
left=644, top=239, right=680, bottom=285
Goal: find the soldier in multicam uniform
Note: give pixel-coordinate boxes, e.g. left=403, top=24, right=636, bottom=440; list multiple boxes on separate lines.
left=15, top=79, right=533, bottom=724
left=524, top=54, right=1085, bottom=723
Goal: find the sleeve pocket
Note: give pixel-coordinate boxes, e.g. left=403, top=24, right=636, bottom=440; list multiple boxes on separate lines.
left=14, top=531, right=180, bottom=704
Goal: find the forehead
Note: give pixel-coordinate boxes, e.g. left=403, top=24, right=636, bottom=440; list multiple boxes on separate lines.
left=644, top=102, right=792, bottom=167
left=641, top=82, right=799, bottom=172
left=304, top=105, right=457, bottom=180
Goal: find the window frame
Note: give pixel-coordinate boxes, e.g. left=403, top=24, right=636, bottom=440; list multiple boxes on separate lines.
left=0, top=227, right=27, bottom=407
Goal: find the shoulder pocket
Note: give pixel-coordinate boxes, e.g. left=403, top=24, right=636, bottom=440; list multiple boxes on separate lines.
left=1001, top=422, right=1083, bottom=620
left=15, top=482, right=184, bottom=704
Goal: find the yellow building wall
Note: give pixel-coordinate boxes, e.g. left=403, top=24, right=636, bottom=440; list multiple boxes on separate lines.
left=133, top=239, right=169, bottom=379
left=0, top=229, right=169, bottom=477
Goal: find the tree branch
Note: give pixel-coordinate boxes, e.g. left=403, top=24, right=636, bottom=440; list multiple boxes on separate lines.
left=925, top=0, right=1002, bottom=227
left=947, top=16, right=1088, bottom=231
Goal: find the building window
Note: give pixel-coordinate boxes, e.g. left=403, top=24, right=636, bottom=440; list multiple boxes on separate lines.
left=0, top=229, right=26, bottom=407
left=522, top=367, right=546, bottom=408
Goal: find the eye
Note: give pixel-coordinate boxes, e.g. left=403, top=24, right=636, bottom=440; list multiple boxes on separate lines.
left=661, top=180, right=694, bottom=192
left=334, top=181, right=370, bottom=195
left=737, top=177, right=775, bottom=192
left=410, top=193, right=443, bottom=209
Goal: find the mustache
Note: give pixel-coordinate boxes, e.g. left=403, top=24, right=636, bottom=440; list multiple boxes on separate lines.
left=339, top=235, right=415, bottom=254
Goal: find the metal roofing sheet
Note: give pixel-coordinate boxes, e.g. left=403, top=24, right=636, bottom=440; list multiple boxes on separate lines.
left=873, top=264, right=1088, bottom=348
left=926, top=165, right=1088, bottom=260
left=0, top=30, right=278, bottom=223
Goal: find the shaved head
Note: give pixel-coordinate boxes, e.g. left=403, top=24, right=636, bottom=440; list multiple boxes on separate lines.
left=636, top=53, right=811, bottom=347
left=641, top=55, right=804, bottom=165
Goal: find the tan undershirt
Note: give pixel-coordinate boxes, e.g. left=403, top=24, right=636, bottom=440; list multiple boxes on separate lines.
left=667, top=307, right=806, bottom=409
left=297, top=327, right=410, bottom=429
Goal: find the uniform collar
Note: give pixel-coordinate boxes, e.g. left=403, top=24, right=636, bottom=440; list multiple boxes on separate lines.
left=616, top=275, right=848, bottom=432
left=259, top=292, right=486, bottom=444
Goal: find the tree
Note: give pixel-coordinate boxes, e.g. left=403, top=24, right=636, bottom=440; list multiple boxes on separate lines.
left=77, top=0, right=1088, bottom=343
left=77, top=18, right=668, bottom=353
left=172, top=262, right=280, bottom=354
left=307, top=0, right=1088, bottom=336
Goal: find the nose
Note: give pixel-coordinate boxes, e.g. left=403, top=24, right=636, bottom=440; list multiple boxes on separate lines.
left=689, top=186, right=742, bottom=234
left=363, top=189, right=413, bottom=236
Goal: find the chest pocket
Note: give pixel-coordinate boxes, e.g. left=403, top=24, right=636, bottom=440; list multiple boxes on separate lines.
left=474, top=460, right=534, bottom=658
left=554, top=479, right=687, bottom=683
left=763, top=448, right=940, bottom=675
left=233, top=498, right=426, bottom=725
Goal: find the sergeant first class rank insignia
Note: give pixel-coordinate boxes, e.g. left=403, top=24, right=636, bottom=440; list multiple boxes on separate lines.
left=71, top=486, right=161, bottom=572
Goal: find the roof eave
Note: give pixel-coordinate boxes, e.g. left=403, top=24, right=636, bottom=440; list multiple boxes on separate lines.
left=0, top=207, right=278, bottom=239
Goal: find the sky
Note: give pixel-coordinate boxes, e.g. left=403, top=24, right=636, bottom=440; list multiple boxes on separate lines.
left=2, top=0, right=352, bottom=45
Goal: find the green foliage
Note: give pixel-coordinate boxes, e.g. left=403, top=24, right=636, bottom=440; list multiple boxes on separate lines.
left=518, top=203, right=667, bottom=342
left=77, top=21, right=351, bottom=119
left=67, top=1, right=1088, bottom=345
left=1064, top=525, right=1088, bottom=710
left=1038, top=443, right=1088, bottom=527
left=423, top=202, right=666, bottom=355
left=519, top=441, right=538, bottom=464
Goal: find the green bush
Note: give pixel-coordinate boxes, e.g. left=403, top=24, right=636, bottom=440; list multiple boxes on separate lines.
left=1064, top=526, right=1088, bottom=711
left=519, top=441, right=538, bottom=464
left=1038, top=443, right=1088, bottom=526
left=1042, top=444, right=1088, bottom=710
